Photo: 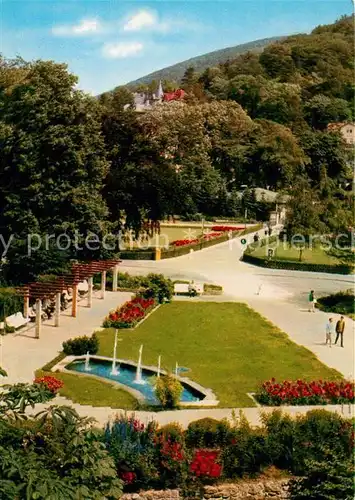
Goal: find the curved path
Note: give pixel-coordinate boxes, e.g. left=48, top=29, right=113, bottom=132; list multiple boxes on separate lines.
left=120, top=229, right=355, bottom=379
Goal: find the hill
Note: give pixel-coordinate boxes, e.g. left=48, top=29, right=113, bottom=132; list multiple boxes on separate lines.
left=126, top=36, right=283, bottom=86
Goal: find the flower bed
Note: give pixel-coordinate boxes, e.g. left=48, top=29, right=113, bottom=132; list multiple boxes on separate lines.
left=33, top=375, right=63, bottom=394
left=103, top=297, right=156, bottom=329
left=171, top=232, right=227, bottom=247
left=255, top=378, right=355, bottom=406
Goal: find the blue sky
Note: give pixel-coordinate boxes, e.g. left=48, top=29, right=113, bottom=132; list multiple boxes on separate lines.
left=1, top=0, right=353, bottom=94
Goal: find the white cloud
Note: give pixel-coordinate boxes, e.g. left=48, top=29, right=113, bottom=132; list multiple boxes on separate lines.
left=102, top=41, right=144, bottom=59
left=123, top=9, right=158, bottom=32
left=52, top=18, right=102, bottom=37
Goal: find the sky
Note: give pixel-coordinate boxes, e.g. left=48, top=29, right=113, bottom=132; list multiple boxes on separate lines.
left=0, top=0, right=353, bottom=94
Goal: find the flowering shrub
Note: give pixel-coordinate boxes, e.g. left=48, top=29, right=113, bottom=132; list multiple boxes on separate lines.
left=155, top=374, right=183, bottom=409
left=120, top=471, right=136, bottom=485
left=171, top=238, right=199, bottom=247
left=104, top=410, right=354, bottom=494
left=104, top=415, right=159, bottom=490
left=190, top=449, right=222, bottom=478
left=211, top=226, right=244, bottom=231
left=33, top=375, right=63, bottom=394
left=103, top=296, right=156, bottom=328
left=256, top=378, right=355, bottom=406
left=171, top=232, right=231, bottom=247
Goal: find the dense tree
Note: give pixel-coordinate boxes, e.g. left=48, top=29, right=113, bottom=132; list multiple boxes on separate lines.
left=181, top=66, right=197, bottom=91
left=0, top=58, right=111, bottom=282
left=304, top=94, right=351, bottom=129
left=299, top=130, right=351, bottom=184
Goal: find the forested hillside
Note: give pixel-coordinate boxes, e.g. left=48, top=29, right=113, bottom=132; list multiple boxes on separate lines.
left=125, top=36, right=282, bottom=87
left=0, top=15, right=353, bottom=283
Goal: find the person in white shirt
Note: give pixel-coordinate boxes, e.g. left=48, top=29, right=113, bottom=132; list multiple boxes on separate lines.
left=325, top=318, right=335, bottom=347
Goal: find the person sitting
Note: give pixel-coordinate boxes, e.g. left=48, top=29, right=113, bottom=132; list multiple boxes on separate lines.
left=188, top=281, right=197, bottom=297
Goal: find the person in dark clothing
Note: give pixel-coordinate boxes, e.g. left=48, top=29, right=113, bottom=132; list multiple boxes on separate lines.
left=334, top=316, right=345, bottom=347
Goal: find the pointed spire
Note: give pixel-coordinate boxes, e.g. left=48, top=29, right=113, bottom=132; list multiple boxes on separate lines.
left=157, top=80, right=164, bottom=99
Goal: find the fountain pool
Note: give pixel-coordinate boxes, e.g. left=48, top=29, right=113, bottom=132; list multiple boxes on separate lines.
left=66, top=358, right=205, bottom=404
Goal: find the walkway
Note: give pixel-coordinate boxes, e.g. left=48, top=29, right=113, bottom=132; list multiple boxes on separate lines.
left=0, top=291, right=132, bottom=385
left=28, top=395, right=354, bottom=428
left=120, top=228, right=355, bottom=379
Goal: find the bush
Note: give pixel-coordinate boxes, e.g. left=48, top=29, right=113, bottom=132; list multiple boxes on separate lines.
left=186, top=418, right=230, bottom=449
left=292, top=410, right=354, bottom=476
left=155, top=374, right=183, bottom=409
left=62, top=333, right=99, bottom=356
left=242, top=252, right=353, bottom=274
left=289, top=451, right=354, bottom=500
left=141, top=273, right=174, bottom=304
left=316, top=290, right=354, bottom=317
left=222, top=412, right=267, bottom=477
left=158, top=422, right=185, bottom=443
left=103, top=415, right=159, bottom=491
left=0, top=288, right=23, bottom=322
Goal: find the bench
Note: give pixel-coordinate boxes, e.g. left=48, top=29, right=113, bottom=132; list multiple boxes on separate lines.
left=5, top=312, right=30, bottom=330
left=174, top=283, right=190, bottom=295
left=174, top=283, right=204, bottom=296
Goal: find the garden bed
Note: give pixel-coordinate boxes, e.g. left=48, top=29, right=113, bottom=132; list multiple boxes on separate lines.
left=96, top=302, right=342, bottom=408
left=254, top=378, right=354, bottom=406
left=103, top=297, right=159, bottom=329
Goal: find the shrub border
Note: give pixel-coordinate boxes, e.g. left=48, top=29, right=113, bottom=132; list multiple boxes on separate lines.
left=242, top=252, right=353, bottom=275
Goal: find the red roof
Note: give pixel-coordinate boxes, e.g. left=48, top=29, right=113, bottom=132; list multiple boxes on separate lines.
left=163, top=89, right=186, bottom=102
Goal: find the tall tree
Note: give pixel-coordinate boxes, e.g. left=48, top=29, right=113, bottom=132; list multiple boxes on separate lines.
left=0, top=59, right=110, bottom=282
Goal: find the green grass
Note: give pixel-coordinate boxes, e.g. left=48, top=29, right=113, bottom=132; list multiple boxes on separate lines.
left=95, top=302, right=342, bottom=407
left=252, top=244, right=339, bottom=265
left=36, top=369, right=137, bottom=409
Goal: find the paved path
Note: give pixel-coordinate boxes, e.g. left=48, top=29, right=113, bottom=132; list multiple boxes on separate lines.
left=0, top=291, right=132, bottom=385
left=27, top=395, right=354, bottom=428
left=120, top=228, right=355, bottom=379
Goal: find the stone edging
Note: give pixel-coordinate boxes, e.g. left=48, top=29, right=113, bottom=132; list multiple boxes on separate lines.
left=51, top=354, right=219, bottom=407
left=121, top=479, right=291, bottom=499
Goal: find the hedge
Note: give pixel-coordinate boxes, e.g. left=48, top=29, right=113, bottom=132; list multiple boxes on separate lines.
left=161, top=224, right=263, bottom=260
left=242, top=252, right=353, bottom=274
left=0, top=288, right=23, bottom=321
left=118, top=225, right=262, bottom=261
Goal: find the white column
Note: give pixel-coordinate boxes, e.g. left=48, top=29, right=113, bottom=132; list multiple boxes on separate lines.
left=112, top=265, right=118, bottom=292
left=101, top=271, right=106, bottom=299
left=23, top=294, right=29, bottom=320
left=54, top=292, right=61, bottom=327
left=35, top=299, right=42, bottom=339
left=88, top=277, right=93, bottom=307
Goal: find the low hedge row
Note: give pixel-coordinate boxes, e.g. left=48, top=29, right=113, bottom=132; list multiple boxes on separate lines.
left=242, top=252, right=353, bottom=274
left=119, top=225, right=262, bottom=261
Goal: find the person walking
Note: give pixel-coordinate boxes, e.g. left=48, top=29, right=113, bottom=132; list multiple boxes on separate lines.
left=325, top=318, right=334, bottom=347
left=308, top=290, right=316, bottom=312
left=334, top=316, right=345, bottom=347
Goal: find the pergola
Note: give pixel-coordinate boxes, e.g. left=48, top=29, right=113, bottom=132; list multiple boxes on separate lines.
left=17, top=259, right=121, bottom=338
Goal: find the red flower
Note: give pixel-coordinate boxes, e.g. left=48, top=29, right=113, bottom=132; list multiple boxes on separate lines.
left=190, top=449, right=222, bottom=478
left=120, top=471, right=136, bottom=484
left=34, top=376, right=63, bottom=394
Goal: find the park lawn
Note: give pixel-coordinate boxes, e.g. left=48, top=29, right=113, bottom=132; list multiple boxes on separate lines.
left=95, top=302, right=342, bottom=408
left=252, top=244, right=339, bottom=265
left=36, top=368, right=137, bottom=409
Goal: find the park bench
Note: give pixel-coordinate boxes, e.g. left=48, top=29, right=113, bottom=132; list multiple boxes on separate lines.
left=174, top=282, right=204, bottom=296
left=5, top=312, right=30, bottom=330
left=174, top=283, right=190, bottom=295
left=78, top=280, right=89, bottom=295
